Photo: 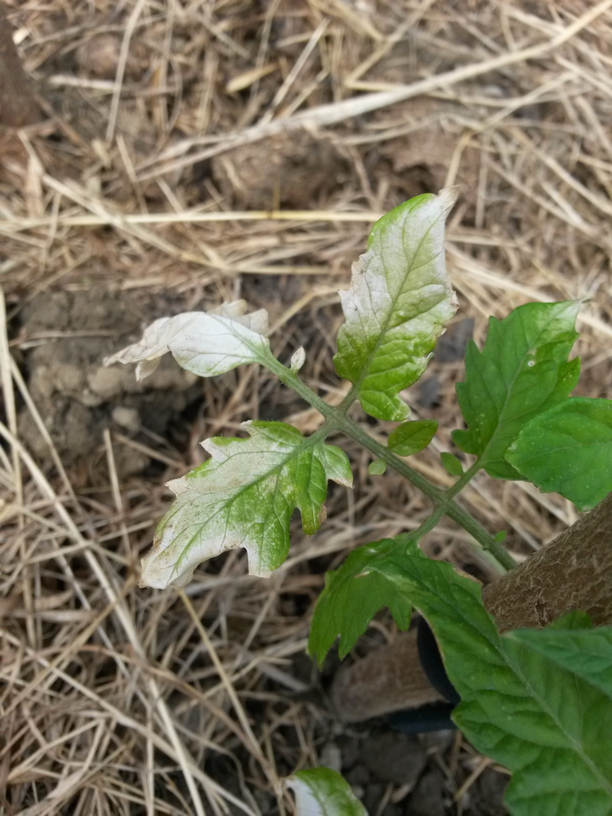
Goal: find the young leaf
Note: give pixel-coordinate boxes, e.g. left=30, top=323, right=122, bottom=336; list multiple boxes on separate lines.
left=388, top=419, right=438, bottom=456
left=363, top=544, right=612, bottom=816
left=506, top=397, right=612, bottom=510
left=308, top=537, right=413, bottom=665
left=104, top=301, right=271, bottom=381
left=141, top=421, right=352, bottom=588
left=368, top=458, right=387, bottom=476
left=440, top=452, right=464, bottom=476
left=291, top=346, right=306, bottom=372
left=287, top=767, right=367, bottom=816
left=452, top=301, right=581, bottom=479
left=334, top=190, right=458, bottom=421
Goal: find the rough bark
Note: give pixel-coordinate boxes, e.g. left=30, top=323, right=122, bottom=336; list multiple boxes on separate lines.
left=0, top=3, right=41, bottom=126
left=482, top=491, right=612, bottom=631
left=332, top=492, right=612, bottom=721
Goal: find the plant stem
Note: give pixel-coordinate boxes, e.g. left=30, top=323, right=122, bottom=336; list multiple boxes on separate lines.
left=264, top=354, right=516, bottom=571
left=335, top=419, right=515, bottom=571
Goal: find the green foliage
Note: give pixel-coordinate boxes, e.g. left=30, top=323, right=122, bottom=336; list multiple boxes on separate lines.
left=107, top=190, right=612, bottom=815
left=368, top=458, right=387, bottom=476
left=308, top=537, right=412, bottom=665
left=287, top=768, right=367, bottom=815
left=141, top=421, right=352, bottom=588
left=334, top=190, right=458, bottom=421
left=310, top=540, right=612, bottom=815
left=452, top=301, right=581, bottom=478
left=440, top=451, right=464, bottom=476
left=388, top=419, right=438, bottom=456
left=507, top=397, right=612, bottom=509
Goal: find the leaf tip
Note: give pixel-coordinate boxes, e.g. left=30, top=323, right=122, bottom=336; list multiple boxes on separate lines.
left=290, top=346, right=306, bottom=371
left=437, top=185, right=460, bottom=214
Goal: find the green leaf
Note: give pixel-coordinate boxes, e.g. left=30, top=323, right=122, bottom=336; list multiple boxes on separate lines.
left=308, top=537, right=413, bottom=665
left=440, top=452, right=464, bottom=476
left=506, top=397, right=612, bottom=510
left=368, top=458, right=387, bottom=476
left=452, top=301, right=581, bottom=479
left=140, top=421, right=352, bottom=588
left=361, top=543, right=612, bottom=816
left=104, top=301, right=271, bottom=380
left=287, top=767, right=367, bottom=816
left=510, top=617, right=612, bottom=697
left=334, top=190, right=458, bottom=421
left=388, top=419, right=438, bottom=456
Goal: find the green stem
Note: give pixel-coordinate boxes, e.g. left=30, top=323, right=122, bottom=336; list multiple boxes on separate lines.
left=336, top=420, right=515, bottom=572
left=411, top=463, right=482, bottom=542
left=264, top=354, right=516, bottom=572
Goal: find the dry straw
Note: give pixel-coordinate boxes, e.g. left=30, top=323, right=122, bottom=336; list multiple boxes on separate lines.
left=1, top=1, right=611, bottom=812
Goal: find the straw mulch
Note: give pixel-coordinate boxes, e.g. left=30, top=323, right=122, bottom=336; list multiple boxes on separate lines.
left=1, top=1, right=611, bottom=814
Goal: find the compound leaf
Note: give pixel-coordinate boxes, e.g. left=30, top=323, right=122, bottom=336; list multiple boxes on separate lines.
left=388, top=419, right=438, bottom=456
left=361, top=543, right=612, bottom=816
left=104, top=301, right=271, bottom=380
left=452, top=301, right=581, bottom=479
left=506, top=397, right=612, bottom=510
left=334, top=190, right=458, bottom=421
left=287, top=767, right=367, bottom=816
left=141, top=421, right=352, bottom=588
left=308, top=537, right=413, bottom=665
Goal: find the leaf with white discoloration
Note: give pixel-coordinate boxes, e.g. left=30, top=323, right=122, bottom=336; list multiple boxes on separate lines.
left=104, top=301, right=270, bottom=381
left=140, top=421, right=352, bottom=589
left=291, top=346, right=306, bottom=372
left=287, top=768, right=367, bottom=816
left=334, top=190, right=458, bottom=421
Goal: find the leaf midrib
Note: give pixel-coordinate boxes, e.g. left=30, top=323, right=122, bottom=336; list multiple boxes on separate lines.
left=477, top=316, right=572, bottom=470
left=498, top=637, right=612, bottom=799
left=169, top=426, right=331, bottom=577
left=434, top=582, right=612, bottom=798
left=379, top=563, right=612, bottom=801
left=345, top=207, right=447, bottom=401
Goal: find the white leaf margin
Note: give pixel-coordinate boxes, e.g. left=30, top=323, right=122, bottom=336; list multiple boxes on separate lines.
left=286, top=768, right=368, bottom=816
left=104, top=300, right=270, bottom=380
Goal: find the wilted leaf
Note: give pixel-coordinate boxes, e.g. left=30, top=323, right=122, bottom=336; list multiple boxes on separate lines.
left=104, top=301, right=271, bottom=380
left=334, top=190, right=458, bottom=421
left=140, top=421, right=352, bottom=588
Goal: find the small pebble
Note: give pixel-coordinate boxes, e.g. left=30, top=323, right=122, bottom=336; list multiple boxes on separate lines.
left=88, top=366, right=124, bottom=399
left=320, top=742, right=342, bottom=772
left=112, top=406, right=140, bottom=433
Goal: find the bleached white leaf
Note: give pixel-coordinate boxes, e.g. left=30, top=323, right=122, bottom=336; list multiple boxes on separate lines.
left=291, top=346, right=306, bottom=372
left=104, top=302, right=270, bottom=380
